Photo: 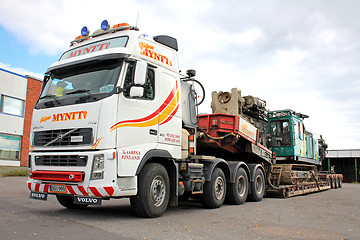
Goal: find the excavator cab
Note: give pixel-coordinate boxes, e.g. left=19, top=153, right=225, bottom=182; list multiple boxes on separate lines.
left=268, top=110, right=320, bottom=165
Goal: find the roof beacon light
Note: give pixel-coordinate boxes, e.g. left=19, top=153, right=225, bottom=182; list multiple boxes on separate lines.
left=81, top=26, right=90, bottom=36
left=113, top=23, right=130, bottom=30
left=101, top=20, right=110, bottom=30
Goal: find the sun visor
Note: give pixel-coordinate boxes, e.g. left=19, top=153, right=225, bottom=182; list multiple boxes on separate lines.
left=153, top=35, right=178, bottom=51
left=46, top=53, right=130, bottom=74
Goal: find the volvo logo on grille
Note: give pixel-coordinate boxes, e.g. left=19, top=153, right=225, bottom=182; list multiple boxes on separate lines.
left=69, top=174, right=75, bottom=180
left=44, top=128, right=79, bottom=147
left=57, top=134, right=64, bottom=141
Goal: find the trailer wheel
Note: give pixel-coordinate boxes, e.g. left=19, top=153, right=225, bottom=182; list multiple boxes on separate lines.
left=130, top=163, right=170, bottom=218
left=338, top=177, right=342, bottom=188
left=56, top=195, right=88, bottom=209
left=226, top=167, right=248, bottom=205
left=334, top=177, right=338, bottom=189
left=248, top=168, right=265, bottom=202
left=330, top=177, right=334, bottom=189
left=202, top=167, right=226, bottom=208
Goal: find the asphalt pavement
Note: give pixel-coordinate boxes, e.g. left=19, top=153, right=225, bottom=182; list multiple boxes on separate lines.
left=0, top=176, right=359, bottom=240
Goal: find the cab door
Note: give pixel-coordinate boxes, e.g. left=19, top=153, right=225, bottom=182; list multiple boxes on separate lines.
left=113, top=61, right=159, bottom=158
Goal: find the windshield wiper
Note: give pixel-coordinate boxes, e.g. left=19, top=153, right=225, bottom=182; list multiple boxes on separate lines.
left=39, top=94, right=60, bottom=103
left=66, top=89, right=91, bottom=95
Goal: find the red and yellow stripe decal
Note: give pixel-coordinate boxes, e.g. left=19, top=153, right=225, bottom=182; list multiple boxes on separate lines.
left=89, top=137, right=104, bottom=149
left=110, top=84, right=179, bottom=131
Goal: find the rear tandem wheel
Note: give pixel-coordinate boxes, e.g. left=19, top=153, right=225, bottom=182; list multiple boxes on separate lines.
left=202, top=167, right=226, bottom=208
left=226, top=167, right=248, bottom=205
left=248, top=168, right=265, bottom=202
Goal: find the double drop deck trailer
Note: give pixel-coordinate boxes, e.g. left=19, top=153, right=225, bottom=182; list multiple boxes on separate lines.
left=196, top=111, right=342, bottom=199
left=27, top=20, right=342, bottom=218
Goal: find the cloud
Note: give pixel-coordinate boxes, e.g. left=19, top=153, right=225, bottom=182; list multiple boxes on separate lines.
left=0, top=0, right=359, bottom=149
left=0, top=62, right=43, bottom=79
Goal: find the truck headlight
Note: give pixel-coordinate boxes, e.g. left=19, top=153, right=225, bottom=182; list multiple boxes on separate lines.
left=91, top=154, right=104, bottom=180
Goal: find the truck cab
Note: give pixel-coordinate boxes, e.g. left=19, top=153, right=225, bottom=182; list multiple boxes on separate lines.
left=28, top=21, right=193, bottom=217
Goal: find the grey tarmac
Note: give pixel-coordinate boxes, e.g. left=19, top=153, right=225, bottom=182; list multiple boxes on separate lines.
left=0, top=177, right=359, bottom=240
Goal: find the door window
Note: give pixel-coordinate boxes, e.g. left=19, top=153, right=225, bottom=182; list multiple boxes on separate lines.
left=123, top=62, right=155, bottom=100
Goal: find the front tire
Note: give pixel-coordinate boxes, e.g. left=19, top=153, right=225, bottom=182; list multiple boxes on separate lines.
left=226, top=167, right=248, bottom=205
left=202, top=167, right=226, bottom=208
left=248, top=168, right=265, bottom=202
left=130, top=163, right=170, bottom=218
left=56, top=195, right=88, bottom=209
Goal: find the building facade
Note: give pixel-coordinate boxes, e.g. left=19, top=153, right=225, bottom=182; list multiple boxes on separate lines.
left=326, top=149, right=360, bottom=183
left=0, top=68, right=42, bottom=166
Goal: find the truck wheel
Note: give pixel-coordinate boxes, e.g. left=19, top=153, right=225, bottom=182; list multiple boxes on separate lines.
left=334, top=177, right=338, bottom=189
left=130, top=163, right=170, bottom=218
left=56, top=195, right=88, bottom=209
left=226, top=167, right=248, bottom=205
left=248, top=168, right=265, bottom=202
left=202, top=167, right=226, bottom=208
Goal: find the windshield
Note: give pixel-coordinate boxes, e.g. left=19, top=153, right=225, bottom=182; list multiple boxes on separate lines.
left=37, top=59, right=122, bottom=108
left=269, top=119, right=291, bottom=147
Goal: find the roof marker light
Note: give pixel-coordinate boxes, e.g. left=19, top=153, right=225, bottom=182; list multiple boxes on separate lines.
left=113, top=23, right=130, bottom=30
left=81, top=26, right=90, bottom=36
left=101, top=20, right=110, bottom=30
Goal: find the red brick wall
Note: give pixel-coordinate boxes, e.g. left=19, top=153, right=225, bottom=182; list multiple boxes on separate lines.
left=20, top=77, right=42, bottom=166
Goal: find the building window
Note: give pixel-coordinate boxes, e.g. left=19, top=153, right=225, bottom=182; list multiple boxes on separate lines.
left=0, top=134, right=21, bottom=160
left=0, top=95, right=25, bottom=117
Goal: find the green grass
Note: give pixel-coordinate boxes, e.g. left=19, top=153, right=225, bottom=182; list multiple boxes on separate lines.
left=0, top=167, right=28, bottom=177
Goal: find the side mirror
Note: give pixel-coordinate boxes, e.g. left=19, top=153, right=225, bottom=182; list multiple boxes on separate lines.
left=130, top=86, right=144, bottom=98
left=134, top=61, right=147, bottom=85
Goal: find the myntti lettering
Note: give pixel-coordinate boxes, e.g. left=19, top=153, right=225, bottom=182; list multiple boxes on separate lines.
left=139, top=42, right=173, bottom=66
left=52, top=111, right=88, bottom=122
left=68, top=43, right=111, bottom=59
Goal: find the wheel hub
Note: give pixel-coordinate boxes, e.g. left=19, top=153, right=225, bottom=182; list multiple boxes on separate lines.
left=237, top=176, right=246, bottom=197
left=214, top=176, right=225, bottom=200
left=151, top=176, right=166, bottom=207
left=255, top=175, right=263, bottom=194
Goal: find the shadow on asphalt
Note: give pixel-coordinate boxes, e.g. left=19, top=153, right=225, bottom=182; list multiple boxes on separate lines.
left=33, top=198, right=207, bottom=219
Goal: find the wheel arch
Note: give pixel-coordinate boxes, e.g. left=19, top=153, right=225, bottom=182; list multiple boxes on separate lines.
left=202, top=158, right=230, bottom=182
left=227, top=161, right=250, bottom=183
left=136, top=149, right=178, bottom=207
left=247, top=163, right=265, bottom=182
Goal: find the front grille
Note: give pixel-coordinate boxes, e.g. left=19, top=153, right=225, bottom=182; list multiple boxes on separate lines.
left=35, top=155, right=88, bottom=166
left=33, top=128, right=93, bottom=147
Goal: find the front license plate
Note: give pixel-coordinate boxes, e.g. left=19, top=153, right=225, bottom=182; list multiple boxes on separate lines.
left=30, top=192, right=48, bottom=201
left=73, top=196, right=102, bottom=206
left=49, top=184, right=67, bottom=193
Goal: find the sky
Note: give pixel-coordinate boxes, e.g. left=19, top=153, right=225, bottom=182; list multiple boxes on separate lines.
left=0, top=0, right=359, bottom=150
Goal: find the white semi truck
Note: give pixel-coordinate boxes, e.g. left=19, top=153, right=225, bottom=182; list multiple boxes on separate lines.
left=28, top=20, right=340, bottom=218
